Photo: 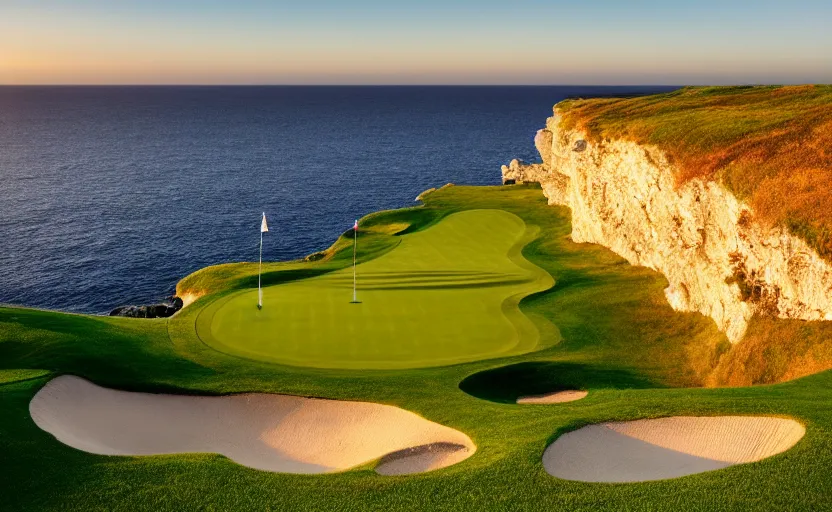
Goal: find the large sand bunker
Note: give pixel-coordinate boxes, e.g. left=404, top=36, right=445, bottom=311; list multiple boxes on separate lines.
left=30, top=375, right=475, bottom=475
left=543, top=416, right=804, bottom=482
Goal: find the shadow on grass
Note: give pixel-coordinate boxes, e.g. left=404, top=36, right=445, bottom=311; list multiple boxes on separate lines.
left=0, top=308, right=214, bottom=388
left=323, top=270, right=532, bottom=290
left=459, top=361, right=658, bottom=403
left=239, top=268, right=335, bottom=289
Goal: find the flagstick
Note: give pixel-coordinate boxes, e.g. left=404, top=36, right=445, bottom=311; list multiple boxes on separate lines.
left=258, top=214, right=264, bottom=310
left=258, top=230, right=263, bottom=309
left=351, top=221, right=360, bottom=303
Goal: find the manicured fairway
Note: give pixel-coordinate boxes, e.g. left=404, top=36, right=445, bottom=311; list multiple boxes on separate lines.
left=198, top=209, right=554, bottom=368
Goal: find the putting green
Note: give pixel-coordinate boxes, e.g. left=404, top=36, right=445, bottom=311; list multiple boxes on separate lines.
left=196, top=209, right=554, bottom=368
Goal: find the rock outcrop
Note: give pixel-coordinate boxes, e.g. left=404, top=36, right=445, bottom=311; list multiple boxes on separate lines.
left=503, top=110, right=832, bottom=342
left=109, top=296, right=183, bottom=319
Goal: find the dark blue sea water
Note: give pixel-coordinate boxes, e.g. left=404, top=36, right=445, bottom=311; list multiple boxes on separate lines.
left=0, top=86, right=675, bottom=314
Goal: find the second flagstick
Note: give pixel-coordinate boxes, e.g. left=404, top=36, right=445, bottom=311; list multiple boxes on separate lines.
left=351, top=219, right=360, bottom=303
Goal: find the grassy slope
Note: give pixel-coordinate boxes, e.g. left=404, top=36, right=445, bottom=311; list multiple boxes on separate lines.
left=1, top=185, right=830, bottom=511
left=174, top=205, right=441, bottom=301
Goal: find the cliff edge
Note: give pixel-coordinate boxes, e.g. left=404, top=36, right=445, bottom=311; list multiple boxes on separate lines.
left=504, top=86, right=832, bottom=345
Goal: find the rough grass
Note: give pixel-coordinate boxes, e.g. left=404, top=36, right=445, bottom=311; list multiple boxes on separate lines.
left=558, top=85, right=832, bottom=259
left=708, top=316, right=832, bottom=387
left=1, top=185, right=830, bottom=511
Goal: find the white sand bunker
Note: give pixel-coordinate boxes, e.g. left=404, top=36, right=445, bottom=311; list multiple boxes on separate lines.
left=543, top=416, right=804, bottom=483
left=516, top=390, right=587, bottom=404
left=30, top=375, right=475, bottom=475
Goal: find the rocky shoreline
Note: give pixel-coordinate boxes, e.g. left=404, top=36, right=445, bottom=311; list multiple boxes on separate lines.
left=109, top=296, right=183, bottom=319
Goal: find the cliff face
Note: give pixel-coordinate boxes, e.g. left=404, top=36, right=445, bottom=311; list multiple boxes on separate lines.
left=504, top=111, right=832, bottom=343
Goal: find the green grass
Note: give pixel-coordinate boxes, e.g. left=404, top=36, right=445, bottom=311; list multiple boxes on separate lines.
left=0, top=369, right=51, bottom=385
left=1, top=184, right=830, bottom=511
left=198, top=209, right=553, bottom=369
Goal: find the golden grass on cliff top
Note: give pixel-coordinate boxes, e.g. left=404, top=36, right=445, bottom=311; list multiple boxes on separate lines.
left=558, top=85, right=832, bottom=259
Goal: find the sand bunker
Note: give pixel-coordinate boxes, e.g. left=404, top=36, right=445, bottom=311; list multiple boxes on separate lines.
left=375, top=442, right=472, bottom=476
left=543, top=416, right=804, bottom=482
left=30, top=375, right=475, bottom=475
left=516, top=390, right=587, bottom=404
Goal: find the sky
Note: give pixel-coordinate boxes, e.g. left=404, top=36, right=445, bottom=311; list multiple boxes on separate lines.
left=1, top=0, right=831, bottom=85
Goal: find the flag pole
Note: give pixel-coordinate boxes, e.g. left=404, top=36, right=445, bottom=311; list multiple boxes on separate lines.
left=258, top=226, right=263, bottom=310
left=258, top=212, right=265, bottom=310
left=351, top=219, right=360, bottom=303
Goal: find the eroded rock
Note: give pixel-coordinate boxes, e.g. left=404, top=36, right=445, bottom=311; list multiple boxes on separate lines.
left=502, top=109, right=832, bottom=342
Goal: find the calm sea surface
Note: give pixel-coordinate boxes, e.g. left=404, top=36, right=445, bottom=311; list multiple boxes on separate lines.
left=0, top=86, right=675, bottom=313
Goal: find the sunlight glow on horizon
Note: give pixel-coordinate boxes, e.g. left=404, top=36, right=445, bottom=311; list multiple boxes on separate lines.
left=1, top=0, right=831, bottom=85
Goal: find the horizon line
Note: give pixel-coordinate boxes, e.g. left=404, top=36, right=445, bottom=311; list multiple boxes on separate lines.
left=0, top=83, right=750, bottom=88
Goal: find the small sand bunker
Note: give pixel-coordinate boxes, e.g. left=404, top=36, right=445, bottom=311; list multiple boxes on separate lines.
left=30, top=375, right=475, bottom=475
left=516, top=390, right=587, bottom=404
left=544, top=416, right=804, bottom=483
left=375, top=442, right=472, bottom=476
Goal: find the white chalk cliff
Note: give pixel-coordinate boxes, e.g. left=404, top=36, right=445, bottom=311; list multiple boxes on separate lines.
left=503, top=109, right=832, bottom=342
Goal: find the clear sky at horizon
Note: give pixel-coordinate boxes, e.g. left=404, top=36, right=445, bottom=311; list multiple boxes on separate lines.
left=2, top=0, right=831, bottom=85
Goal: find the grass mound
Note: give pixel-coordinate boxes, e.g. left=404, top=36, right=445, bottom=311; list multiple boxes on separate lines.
left=0, top=369, right=50, bottom=385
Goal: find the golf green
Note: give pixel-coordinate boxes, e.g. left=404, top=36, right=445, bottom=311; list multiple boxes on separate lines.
left=196, top=209, right=554, bottom=368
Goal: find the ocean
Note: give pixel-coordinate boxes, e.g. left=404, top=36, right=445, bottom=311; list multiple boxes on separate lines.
left=0, top=86, right=675, bottom=314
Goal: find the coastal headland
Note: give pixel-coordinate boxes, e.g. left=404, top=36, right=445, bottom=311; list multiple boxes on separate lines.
left=2, top=86, right=831, bottom=511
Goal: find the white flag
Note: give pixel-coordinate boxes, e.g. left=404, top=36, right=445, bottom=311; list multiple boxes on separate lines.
left=261, top=213, right=269, bottom=233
